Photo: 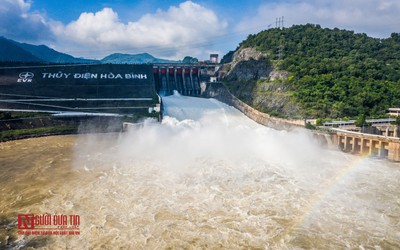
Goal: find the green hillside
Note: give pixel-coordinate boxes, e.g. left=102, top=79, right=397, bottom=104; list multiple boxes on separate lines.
left=231, top=24, right=400, bottom=118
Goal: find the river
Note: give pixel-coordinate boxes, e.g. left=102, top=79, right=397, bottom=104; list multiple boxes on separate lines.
left=1, top=93, right=399, bottom=249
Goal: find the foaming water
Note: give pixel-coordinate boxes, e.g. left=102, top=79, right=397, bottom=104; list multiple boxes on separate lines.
left=1, top=94, right=400, bottom=249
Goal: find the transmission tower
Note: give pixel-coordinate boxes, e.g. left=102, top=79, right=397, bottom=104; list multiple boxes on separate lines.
left=278, top=44, right=284, bottom=61
left=275, top=16, right=284, bottom=29
left=278, top=34, right=285, bottom=62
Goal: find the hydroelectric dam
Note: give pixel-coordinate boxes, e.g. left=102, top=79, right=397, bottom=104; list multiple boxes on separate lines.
left=0, top=63, right=209, bottom=116
left=2, top=63, right=400, bottom=161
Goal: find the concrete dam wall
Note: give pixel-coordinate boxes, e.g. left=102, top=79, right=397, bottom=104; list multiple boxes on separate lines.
left=333, top=129, right=400, bottom=161
left=153, top=66, right=201, bottom=96
left=0, top=64, right=157, bottom=115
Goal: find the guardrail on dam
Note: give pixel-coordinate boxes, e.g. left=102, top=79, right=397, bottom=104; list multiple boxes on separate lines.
left=0, top=64, right=158, bottom=115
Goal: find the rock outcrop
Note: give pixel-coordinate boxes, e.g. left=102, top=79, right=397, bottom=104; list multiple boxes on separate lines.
left=219, top=47, right=290, bottom=82
left=223, top=59, right=270, bottom=81
left=218, top=47, right=270, bottom=81
left=217, top=47, right=301, bottom=118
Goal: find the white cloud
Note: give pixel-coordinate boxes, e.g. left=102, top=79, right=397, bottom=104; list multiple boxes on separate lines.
left=6, top=0, right=398, bottom=60
left=236, top=0, right=400, bottom=38
left=0, top=0, right=55, bottom=42
left=0, top=0, right=227, bottom=60
left=54, top=1, right=228, bottom=59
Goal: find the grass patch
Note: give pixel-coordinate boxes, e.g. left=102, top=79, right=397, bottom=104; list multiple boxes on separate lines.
left=0, top=126, right=77, bottom=141
left=0, top=111, right=51, bottom=120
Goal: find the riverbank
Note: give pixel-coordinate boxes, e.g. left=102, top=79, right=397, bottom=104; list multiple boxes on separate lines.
left=0, top=112, right=148, bottom=142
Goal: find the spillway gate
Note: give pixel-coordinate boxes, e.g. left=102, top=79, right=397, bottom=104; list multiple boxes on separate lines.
left=153, top=66, right=201, bottom=96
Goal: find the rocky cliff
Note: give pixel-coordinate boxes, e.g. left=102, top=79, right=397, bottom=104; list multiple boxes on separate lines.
left=218, top=47, right=269, bottom=80
left=218, top=47, right=301, bottom=118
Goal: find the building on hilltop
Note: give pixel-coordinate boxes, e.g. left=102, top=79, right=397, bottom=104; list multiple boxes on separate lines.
left=387, top=108, right=400, bottom=117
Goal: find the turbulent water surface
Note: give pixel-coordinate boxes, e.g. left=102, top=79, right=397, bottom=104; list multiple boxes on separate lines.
left=1, top=93, right=400, bottom=249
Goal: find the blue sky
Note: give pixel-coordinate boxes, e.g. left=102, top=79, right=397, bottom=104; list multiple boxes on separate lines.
left=1, top=0, right=399, bottom=60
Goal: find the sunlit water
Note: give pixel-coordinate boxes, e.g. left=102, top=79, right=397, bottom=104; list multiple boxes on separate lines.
left=1, top=93, right=400, bottom=249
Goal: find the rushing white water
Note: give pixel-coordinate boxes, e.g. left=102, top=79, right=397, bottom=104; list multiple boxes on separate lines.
left=2, top=92, right=400, bottom=249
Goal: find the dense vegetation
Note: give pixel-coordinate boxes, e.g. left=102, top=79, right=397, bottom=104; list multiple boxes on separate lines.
left=237, top=24, right=400, bottom=118
left=0, top=111, right=50, bottom=120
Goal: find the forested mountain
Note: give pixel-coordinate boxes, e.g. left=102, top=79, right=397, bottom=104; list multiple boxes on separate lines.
left=0, top=37, right=195, bottom=65
left=100, top=53, right=198, bottom=64
left=0, top=37, right=97, bottom=63
left=16, top=42, right=98, bottom=64
left=228, top=24, right=400, bottom=118
left=0, top=37, right=43, bottom=62
left=0, top=36, right=200, bottom=66
left=101, top=53, right=178, bottom=64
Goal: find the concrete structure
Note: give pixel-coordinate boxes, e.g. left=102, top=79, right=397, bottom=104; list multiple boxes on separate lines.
left=323, top=118, right=395, bottom=128
left=153, top=65, right=201, bottom=96
left=374, top=125, right=399, bottom=137
left=387, top=108, right=400, bottom=116
left=210, top=54, right=219, bottom=64
left=0, top=64, right=158, bottom=115
left=333, top=128, right=400, bottom=161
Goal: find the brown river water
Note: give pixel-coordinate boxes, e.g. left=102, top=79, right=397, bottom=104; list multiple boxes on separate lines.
left=1, top=94, right=400, bottom=249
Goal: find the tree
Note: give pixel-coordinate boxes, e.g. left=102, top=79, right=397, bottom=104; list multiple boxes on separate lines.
left=355, top=114, right=370, bottom=132
left=394, top=115, right=400, bottom=125
left=182, top=56, right=198, bottom=64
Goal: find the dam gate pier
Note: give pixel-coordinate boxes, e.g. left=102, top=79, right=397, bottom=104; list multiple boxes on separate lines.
left=333, top=129, right=400, bottom=161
